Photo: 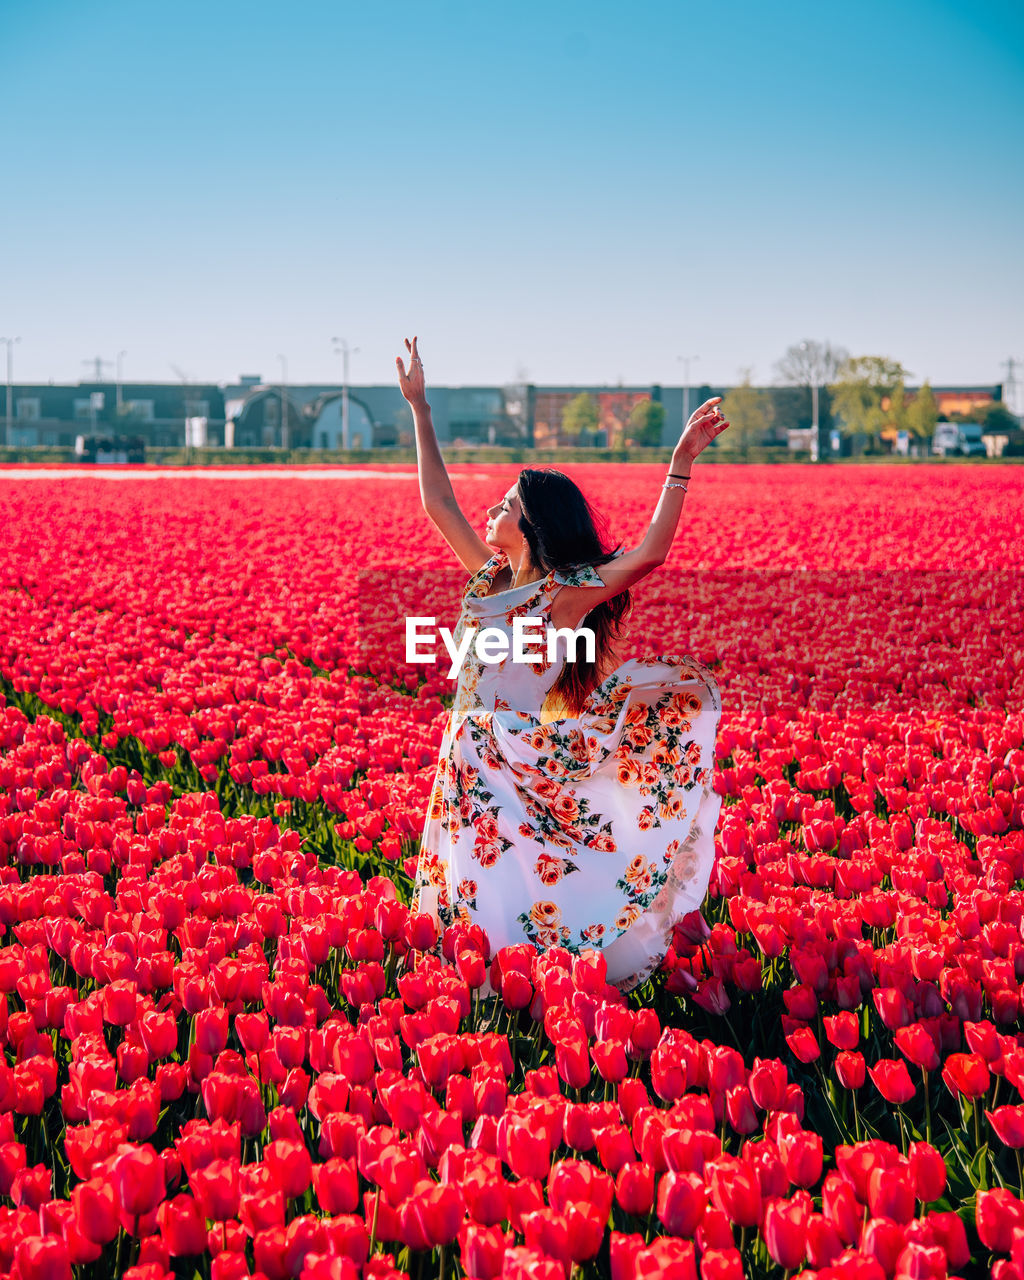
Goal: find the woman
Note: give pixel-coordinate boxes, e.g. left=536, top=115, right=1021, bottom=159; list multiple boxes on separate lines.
left=397, top=337, right=729, bottom=992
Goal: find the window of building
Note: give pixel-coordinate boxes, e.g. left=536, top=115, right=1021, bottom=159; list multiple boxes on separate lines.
left=16, top=398, right=40, bottom=420
left=184, top=399, right=210, bottom=419
left=126, top=400, right=155, bottom=422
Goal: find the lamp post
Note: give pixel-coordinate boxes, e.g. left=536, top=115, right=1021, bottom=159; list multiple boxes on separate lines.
left=332, top=338, right=360, bottom=451
left=677, top=354, right=700, bottom=429
left=277, top=354, right=288, bottom=451
left=0, top=336, right=20, bottom=448
left=800, top=341, right=820, bottom=461
left=116, top=350, right=127, bottom=416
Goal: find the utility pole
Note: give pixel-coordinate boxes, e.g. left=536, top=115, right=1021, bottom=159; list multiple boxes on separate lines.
left=82, top=356, right=113, bottom=382
left=332, top=337, right=360, bottom=450
left=677, top=354, right=699, bottom=429
left=170, top=364, right=192, bottom=458
left=277, top=354, right=288, bottom=451
left=800, top=341, right=820, bottom=461
left=116, top=350, right=127, bottom=415
left=1001, top=357, right=1023, bottom=420
left=0, top=336, right=20, bottom=448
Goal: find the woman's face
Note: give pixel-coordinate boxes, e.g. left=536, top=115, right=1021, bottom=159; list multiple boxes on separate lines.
left=484, top=485, right=524, bottom=549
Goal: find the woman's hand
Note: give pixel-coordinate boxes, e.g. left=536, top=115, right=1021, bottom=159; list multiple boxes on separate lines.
left=396, top=336, right=426, bottom=406
left=676, top=396, right=729, bottom=463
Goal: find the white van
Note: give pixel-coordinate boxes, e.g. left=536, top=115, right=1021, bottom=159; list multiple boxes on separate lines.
left=932, top=421, right=986, bottom=457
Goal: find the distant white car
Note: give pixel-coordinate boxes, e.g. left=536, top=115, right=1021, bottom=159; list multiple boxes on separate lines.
left=932, top=421, right=986, bottom=457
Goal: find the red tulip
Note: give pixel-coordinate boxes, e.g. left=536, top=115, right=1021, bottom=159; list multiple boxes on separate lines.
left=873, top=986, right=914, bottom=1030
left=908, top=1142, right=946, bottom=1204
left=822, top=1172, right=861, bottom=1244
left=615, top=1162, right=655, bottom=1217
left=11, top=1238, right=72, bottom=1280
left=869, top=1058, right=916, bottom=1104
left=806, top=1212, right=844, bottom=1268
left=697, top=1247, right=744, bottom=1280
left=724, top=1086, right=759, bottom=1136
left=591, top=1123, right=632, bottom=1175
left=926, top=1209, right=971, bottom=1269
left=941, top=1051, right=990, bottom=1099
left=860, top=1216, right=907, bottom=1274
left=835, top=1050, right=866, bottom=1090
left=460, top=1224, right=508, bottom=1280
left=748, top=1058, right=788, bottom=1111
left=401, top=1180, right=464, bottom=1249
left=190, top=1157, right=240, bottom=1221
left=707, top=1155, right=762, bottom=1228
left=824, top=1011, right=859, bottom=1051
left=503, top=1123, right=552, bottom=1183
left=71, top=1177, right=120, bottom=1245
left=158, top=1195, right=207, bottom=1256
left=988, top=1105, right=1024, bottom=1148
left=785, top=1026, right=821, bottom=1064
left=977, top=1187, right=1024, bottom=1252
left=0, top=1142, right=26, bottom=1195
left=657, top=1170, right=706, bottom=1236
left=867, top=1165, right=915, bottom=1225
left=778, top=1128, right=823, bottom=1188
left=762, top=1193, right=810, bottom=1269
left=110, top=1143, right=165, bottom=1217
left=894, top=1023, right=940, bottom=1072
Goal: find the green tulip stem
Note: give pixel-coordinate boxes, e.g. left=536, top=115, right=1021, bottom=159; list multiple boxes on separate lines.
left=922, top=1070, right=931, bottom=1146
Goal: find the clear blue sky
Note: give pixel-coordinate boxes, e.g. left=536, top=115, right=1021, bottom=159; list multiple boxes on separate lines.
left=2, top=0, right=1022, bottom=390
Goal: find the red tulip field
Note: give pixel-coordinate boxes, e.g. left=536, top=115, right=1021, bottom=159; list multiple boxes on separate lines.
left=0, top=462, right=1022, bottom=1280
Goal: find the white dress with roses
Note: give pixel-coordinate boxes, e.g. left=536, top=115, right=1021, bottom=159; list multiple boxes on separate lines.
left=414, top=549, right=723, bottom=992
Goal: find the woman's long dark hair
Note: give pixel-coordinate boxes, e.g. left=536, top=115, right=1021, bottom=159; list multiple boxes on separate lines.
left=515, top=468, right=632, bottom=716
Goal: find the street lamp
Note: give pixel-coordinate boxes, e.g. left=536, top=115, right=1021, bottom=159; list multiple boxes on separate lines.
left=677, top=354, right=700, bottom=428
left=332, top=338, right=360, bottom=451
left=800, top=341, right=820, bottom=462
left=0, top=336, right=20, bottom=449
left=277, top=354, right=288, bottom=451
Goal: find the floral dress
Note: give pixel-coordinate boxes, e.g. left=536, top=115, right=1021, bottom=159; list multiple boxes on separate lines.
left=414, top=549, right=723, bottom=992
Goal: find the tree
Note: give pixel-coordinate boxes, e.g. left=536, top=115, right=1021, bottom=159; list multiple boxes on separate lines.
left=773, top=340, right=848, bottom=440
left=719, top=371, right=774, bottom=453
left=828, top=356, right=909, bottom=444
left=561, top=393, right=599, bottom=442
left=906, top=382, right=939, bottom=440
left=951, top=400, right=1020, bottom=432
left=774, top=339, right=849, bottom=388
left=627, top=399, right=665, bottom=446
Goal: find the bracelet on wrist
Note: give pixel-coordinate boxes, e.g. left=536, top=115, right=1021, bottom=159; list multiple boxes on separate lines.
left=667, top=471, right=692, bottom=480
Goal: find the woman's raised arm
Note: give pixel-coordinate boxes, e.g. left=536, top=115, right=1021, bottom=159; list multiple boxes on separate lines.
left=397, top=337, right=455, bottom=510
left=548, top=398, right=730, bottom=630
left=630, top=396, right=729, bottom=566
left=397, top=336, right=492, bottom=574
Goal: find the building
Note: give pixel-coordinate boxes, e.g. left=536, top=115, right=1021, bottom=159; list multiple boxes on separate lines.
left=1, top=383, right=226, bottom=449
left=1, top=377, right=1008, bottom=452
